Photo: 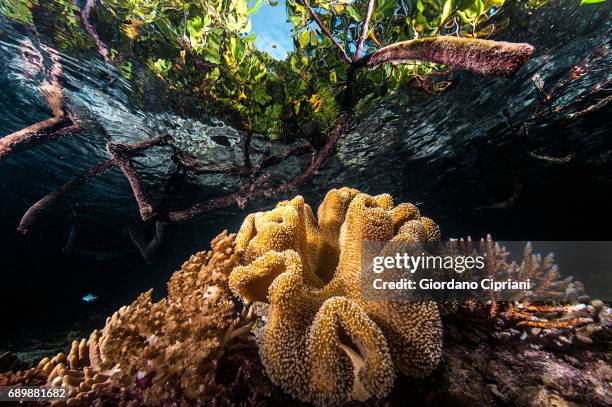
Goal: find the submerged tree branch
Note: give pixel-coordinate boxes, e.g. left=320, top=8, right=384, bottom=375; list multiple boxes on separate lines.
left=107, top=134, right=171, bottom=154
left=163, top=112, right=350, bottom=222
left=271, top=112, right=349, bottom=193
left=107, top=143, right=154, bottom=221
left=18, top=159, right=115, bottom=234
left=82, top=0, right=112, bottom=64
left=128, top=221, right=167, bottom=263
left=301, top=0, right=352, bottom=64
left=101, top=128, right=170, bottom=222
left=0, top=116, right=76, bottom=159
left=364, top=37, right=535, bottom=77
left=528, top=151, right=575, bottom=163
left=568, top=94, right=612, bottom=118
left=1, top=42, right=80, bottom=160
left=18, top=134, right=170, bottom=233
left=171, top=141, right=314, bottom=176
left=259, top=142, right=314, bottom=169
left=243, top=131, right=253, bottom=169
left=39, top=44, right=67, bottom=117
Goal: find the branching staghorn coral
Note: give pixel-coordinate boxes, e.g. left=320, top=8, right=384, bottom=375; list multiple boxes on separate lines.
left=229, top=188, right=443, bottom=406
left=452, top=235, right=611, bottom=349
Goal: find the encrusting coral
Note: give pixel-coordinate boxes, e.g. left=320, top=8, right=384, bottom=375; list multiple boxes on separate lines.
left=229, top=188, right=443, bottom=406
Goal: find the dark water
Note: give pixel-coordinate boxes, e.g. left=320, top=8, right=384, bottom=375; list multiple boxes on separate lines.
left=0, top=1, right=611, bottom=354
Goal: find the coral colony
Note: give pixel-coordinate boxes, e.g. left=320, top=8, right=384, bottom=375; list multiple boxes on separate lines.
left=1, top=188, right=609, bottom=406
left=1, top=0, right=610, bottom=405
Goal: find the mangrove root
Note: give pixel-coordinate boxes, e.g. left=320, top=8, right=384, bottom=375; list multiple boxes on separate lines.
left=18, top=135, right=170, bottom=233
left=163, top=112, right=350, bottom=222
left=104, top=135, right=171, bottom=222
left=18, top=159, right=114, bottom=234
left=365, top=37, right=535, bottom=77
left=128, top=221, right=167, bottom=263
left=0, top=116, right=77, bottom=159
left=82, top=0, right=112, bottom=64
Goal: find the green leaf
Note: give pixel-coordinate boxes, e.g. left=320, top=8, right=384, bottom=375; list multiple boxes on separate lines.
left=120, top=61, right=133, bottom=80
left=2, top=0, right=36, bottom=25
left=253, top=84, right=272, bottom=104
left=203, top=51, right=221, bottom=64
left=346, top=4, right=361, bottom=21
left=243, top=33, right=257, bottom=42
left=329, top=70, right=337, bottom=83
left=298, top=29, right=310, bottom=48
left=234, top=0, right=248, bottom=16
left=290, top=55, right=298, bottom=71
left=580, top=0, right=606, bottom=4
left=289, top=15, right=302, bottom=25
left=441, top=0, right=453, bottom=22
left=456, top=10, right=472, bottom=24
left=310, top=30, right=319, bottom=45
left=247, top=0, right=264, bottom=15
left=187, top=16, right=203, bottom=36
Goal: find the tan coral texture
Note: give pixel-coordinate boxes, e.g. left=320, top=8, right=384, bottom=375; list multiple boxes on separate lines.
left=229, top=188, right=443, bottom=406
left=10, top=231, right=249, bottom=406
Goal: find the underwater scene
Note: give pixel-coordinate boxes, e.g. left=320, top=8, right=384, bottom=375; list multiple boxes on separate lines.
left=0, top=0, right=611, bottom=405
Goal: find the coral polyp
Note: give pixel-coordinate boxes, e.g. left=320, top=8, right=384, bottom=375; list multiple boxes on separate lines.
left=229, top=188, right=443, bottom=405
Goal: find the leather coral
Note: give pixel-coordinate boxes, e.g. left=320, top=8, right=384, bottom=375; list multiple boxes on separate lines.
left=229, top=188, right=443, bottom=406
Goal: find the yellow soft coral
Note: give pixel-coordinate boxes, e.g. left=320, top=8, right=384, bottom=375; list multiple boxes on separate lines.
left=229, top=188, right=443, bottom=406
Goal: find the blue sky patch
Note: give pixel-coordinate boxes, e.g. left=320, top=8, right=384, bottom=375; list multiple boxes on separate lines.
left=249, top=0, right=294, bottom=60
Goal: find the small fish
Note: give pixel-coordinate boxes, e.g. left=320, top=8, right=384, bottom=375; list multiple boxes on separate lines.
left=82, top=293, right=99, bottom=303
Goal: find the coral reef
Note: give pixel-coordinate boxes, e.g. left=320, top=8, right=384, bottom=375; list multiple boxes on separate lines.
left=229, top=188, right=443, bottom=406
left=449, top=236, right=611, bottom=350
left=1, top=231, right=252, bottom=406
left=1, top=189, right=610, bottom=407
left=413, top=324, right=612, bottom=407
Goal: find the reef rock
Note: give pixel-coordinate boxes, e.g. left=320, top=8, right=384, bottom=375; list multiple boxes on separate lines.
left=411, top=321, right=612, bottom=407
